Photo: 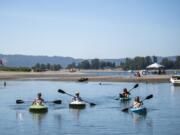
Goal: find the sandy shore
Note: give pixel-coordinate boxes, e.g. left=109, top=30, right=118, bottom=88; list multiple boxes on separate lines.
left=0, top=71, right=171, bottom=83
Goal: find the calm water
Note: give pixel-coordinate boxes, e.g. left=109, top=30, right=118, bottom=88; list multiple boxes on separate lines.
left=83, top=71, right=133, bottom=77
left=83, top=70, right=180, bottom=77
left=0, top=80, right=180, bottom=135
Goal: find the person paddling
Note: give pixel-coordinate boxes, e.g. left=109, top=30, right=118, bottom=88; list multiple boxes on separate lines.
left=119, top=88, right=130, bottom=98
left=133, top=96, right=143, bottom=108
left=72, top=91, right=82, bottom=102
left=33, top=93, right=45, bottom=105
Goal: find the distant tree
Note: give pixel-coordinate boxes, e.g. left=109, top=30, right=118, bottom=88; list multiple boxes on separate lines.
left=134, top=57, right=145, bottom=69
left=100, top=61, right=106, bottom=69
left=78, top=60, right=90, bottom=69
left=91, top=59, right=100, bottom=69
left=0, top=66, right=31, bottom=72
left=174, top=56, right=180, bottom=69
left=113, top=62, right=116, bottom=68
left=0, top=59, right=3, bottom=65
left=32, top=63, right=41, bottom=72
left=46, top=63, right=51, bottom=70
left=66, top=62, right=76, bottom=69
left=53, top=64, right=62, bottom=71
left=120, top=58, right=133, bottom=70
left=161, top=58, right=174, bottom=69
left=40, top=64, right=46, bottom=71
left=32, top=63, right=62, bottom=72
left=145, top=56, right=152, bottom=66
left=77, top=59, right=115, bottom=69
left=121, top=56, right=153, bottom=70
left=105, top=61, right=116, bottom=68
left=152, top=56, right=157, bottom=63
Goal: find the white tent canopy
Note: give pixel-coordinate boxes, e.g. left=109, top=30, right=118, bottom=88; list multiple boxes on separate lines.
left=146, top=63, right=165, bottom=69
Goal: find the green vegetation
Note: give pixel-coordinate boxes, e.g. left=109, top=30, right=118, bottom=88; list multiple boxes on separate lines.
left=66, top=59, right=116, bottom=69
left=32, top=63, right=62, bottom=72
left=120, top=56, right=153, bottom=70
left=0, top=66, right=31, bottom=72
left=161, top=56, right=180, bottom=69
left=0, top=56, right=179, bottom=72
left=120, top=56, right=180, bottom=70
left=66, top=62, right=76, bottom=69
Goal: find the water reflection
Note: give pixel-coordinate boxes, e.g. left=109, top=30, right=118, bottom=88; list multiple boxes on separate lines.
left=30, top=112, right=47, bottom=127
left=171, top=85, right=180, bottom=92
left=16, top=111, right=24, bottom=121
left=1, top=81, right=180, bottom=135
left=53, top=112, right=62, bottom=127
left=119, top=100, right=131, bottom=106
left=131, top=112, right=147, bottom=124
left=69, top=109, right=83, bottom=120
left=131, top=112, right=153, bottom=135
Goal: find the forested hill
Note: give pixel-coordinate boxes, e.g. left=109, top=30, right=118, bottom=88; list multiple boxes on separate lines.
left=0, top=54, right=82, bottom=67
left=0, top=54, right=124, bottom=68
left=0, top=54, right=177, bottom=68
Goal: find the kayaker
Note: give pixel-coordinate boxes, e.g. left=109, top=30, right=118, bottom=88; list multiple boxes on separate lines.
left=133, top=96, right=143, bottom=108
left=33, top=93, right=45, bottom=105
left=119, top=88, right=130, bottom=98
left=73, top=91, right=83, bottom=102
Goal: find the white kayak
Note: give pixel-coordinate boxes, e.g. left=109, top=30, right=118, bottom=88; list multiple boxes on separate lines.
left=69, top=100, right=86, bottom=109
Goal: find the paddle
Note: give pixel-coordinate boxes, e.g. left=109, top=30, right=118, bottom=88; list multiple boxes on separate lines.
left=58, top=89, right=96, bottom=106
left=128, top=83, right=139, bottom=92
left=121, top=94, right=153, bottom=112
left=16, top=99, right=62, bottom=104
left=115, top=83, right=139, bottom=100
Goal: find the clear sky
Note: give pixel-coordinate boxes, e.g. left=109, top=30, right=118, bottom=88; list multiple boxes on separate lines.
left=0, top=0, right=180, bottom=59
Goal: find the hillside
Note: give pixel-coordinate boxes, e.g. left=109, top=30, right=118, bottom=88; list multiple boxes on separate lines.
left=0, top=54, right=177, bottom=68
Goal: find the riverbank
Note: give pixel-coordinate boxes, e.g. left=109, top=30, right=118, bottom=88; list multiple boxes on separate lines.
left=0, top=71, right=170, bottom=83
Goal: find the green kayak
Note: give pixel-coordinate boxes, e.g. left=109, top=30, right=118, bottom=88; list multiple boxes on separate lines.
left=120, top=97, right=131, bottom=101
left=29, top=104, right=48, bottom=113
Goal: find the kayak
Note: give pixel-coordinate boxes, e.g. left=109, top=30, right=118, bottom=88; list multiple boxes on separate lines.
left=120, top=97, right=131, bottom=101
left=69, top=101, right=86, bottom=109
left=130, top=107, right=146, bottom=114
left=29, top=104, right=48, bottom=113
left=78, top=77, right=88, bottom=82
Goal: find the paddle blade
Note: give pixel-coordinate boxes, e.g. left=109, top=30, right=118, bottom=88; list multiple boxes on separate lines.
left=16, top=100, right=24, bottom=104
left=90, top=103, right=96, bottom=106
left=145, top=94, right=153, bottom=100
left=133, top=84, right=139, bottom=89
left=58, top=89, right=66, bottom=94
left=53, top=100, right=62, bottom=104
left=119, top=94, right=123, bottom=98
left=121, top=107, right=129, bottom=112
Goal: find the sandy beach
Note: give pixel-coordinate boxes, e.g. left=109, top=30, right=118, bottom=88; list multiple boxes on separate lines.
left=0, top=70, right=171, bottom=83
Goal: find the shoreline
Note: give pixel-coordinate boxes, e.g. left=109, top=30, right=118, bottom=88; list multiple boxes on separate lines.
left=0, top=71, right=170, bottom=83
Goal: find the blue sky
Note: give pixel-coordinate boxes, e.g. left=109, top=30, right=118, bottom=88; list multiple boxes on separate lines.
left=0, top=0, right=180, bottom=58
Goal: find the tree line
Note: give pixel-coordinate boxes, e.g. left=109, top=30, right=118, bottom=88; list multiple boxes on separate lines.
left=161, top=56, right=180, bottom=69
left=32, top=63, right=62, bottom=72
left=0, top=66, right=31, bottom=72
left=66, top=59, right=116, bottom=69
left=0, top=56, right=180, bottom=72
left=120, top=56, right=180, bottom=70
